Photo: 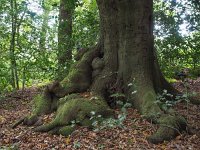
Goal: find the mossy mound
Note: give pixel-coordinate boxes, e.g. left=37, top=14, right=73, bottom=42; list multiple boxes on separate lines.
left=147, top=115, right=187, bottom=144
left=34, top=94, right=114, bottom=136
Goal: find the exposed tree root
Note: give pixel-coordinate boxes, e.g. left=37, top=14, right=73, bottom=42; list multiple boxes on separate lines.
left=147, top=115, right=187, bottom=144
left=33, top=94, right=113, bottom=136
left=128, top=87, right=187, bottom=144
left=12, top=45, right=102, bottom=128
left=12, top=117, right=25, bottom=129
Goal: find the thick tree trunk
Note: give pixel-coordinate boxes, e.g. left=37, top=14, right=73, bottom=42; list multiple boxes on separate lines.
left=92, top=1, right=186, bottom=143
left=13, top=0, right=187, bottom=144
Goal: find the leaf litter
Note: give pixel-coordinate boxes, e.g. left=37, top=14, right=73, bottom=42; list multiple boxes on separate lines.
left=0, top=79, right=200, bottom=150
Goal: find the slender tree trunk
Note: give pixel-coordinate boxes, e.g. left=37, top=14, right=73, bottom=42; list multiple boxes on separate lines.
left=39, top=8, right=50, bottom=51
left=9, top=0, right=19, bottom=89
left=57, top=0, right=75, bottom=80
left=16, top=7, right=27, bottom=90
left=22, top=66, right=26, bottom=91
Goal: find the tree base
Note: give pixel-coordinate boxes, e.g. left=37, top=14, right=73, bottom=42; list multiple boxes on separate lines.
left=12, top=43, right=189, bottom=144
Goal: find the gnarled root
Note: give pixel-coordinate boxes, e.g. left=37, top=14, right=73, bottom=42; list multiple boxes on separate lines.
left=12, top=115, right=42, bottom=129
left=147, top=115, right=187, bottom=144
left=12, top=117, right=25, bottom=129
left=48, top=125, right=76, bottom=136
left=132, top=88, right=187, bottom=144
left=12, top=46, right=102, bottom=129
left=23, top=115, right=40, bottom=126
left=33, top=94, right=114, bottom=136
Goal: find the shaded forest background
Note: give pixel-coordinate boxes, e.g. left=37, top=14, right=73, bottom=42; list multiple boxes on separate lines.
left=0, top=0, right=199, bottom=95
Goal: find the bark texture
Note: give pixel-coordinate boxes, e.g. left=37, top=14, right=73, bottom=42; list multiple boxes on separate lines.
left=57, top=0, right=75, bottom=80
left=13, top=0, right=187, bottom=144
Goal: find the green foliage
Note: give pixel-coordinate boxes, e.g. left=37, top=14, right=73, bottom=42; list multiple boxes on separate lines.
left=155, top=90, right=176, bottom=112
left=0, top=0, right=100, bottom=94
left=155, top=88, right=190, bottom=112
left=0, top=144, right=19, bottom=150
left=73, top=140, right=81, bottom=149
left=90, top=100, right=132, bottom=131
left=0, top=0, right=58, bottom=93
left=154, top=0, right=200, bottom=78
left=73, top=0, right=99, bottom=49
left=0, top=0, right=199, bottom=95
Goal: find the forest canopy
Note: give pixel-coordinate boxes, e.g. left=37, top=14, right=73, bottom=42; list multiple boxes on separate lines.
left=0, top=0, right=199, bottom=93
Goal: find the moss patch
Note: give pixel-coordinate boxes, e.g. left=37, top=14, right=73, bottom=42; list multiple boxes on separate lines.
left=58, top=126, right=75, bottom=136
left=34, top=95, right=113, bottom=134
left=141, top=90, right=162, bottom=121
left=147, top=115, right=187, bottom=144
left=33, top=94, right=51, bottom=115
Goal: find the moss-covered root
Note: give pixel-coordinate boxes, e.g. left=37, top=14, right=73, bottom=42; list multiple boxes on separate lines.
left=34, top=95, right=114, bottom=133
left=20, top=94, right=56, bottom=127
left=47, top=46, right=101, bottom=98
left=56, top=125, right=75, bottom=136
left=48, top=126, right=76, bottom=136
left=34, top=121, right=57, bottom=132
left=23, top=115, right=40, bottom=126
left=147, top=115, right=187, bottom=144
left=58, top=126, right=75, bottom=136
left=12, top=117, right=26, bottom=129
left=33, top=87, right=59, bottom=115
left=12, top=115, right=39, bottom=128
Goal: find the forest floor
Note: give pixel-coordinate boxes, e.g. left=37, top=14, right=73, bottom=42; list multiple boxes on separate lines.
left=0, top=78, right=200, bottom=150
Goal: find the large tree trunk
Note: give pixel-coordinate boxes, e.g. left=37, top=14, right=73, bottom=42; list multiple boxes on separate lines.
left=13, top=0, right=187, bottom=144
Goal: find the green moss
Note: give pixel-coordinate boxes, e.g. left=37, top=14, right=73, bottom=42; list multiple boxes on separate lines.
left=58, top=94, right=82, bottom=106
left=34, top=121, right=57, bottom=132
left=58, top=125, right=75, bottom=136
left=34, top=95, right=113, bottom=133
left=147, top=115, right=187, bottom=144
left=57, top=48, right=100, bottom=95
left=33, top=94, right=51, bottom=115
left=158, top=115, right=187, bottom=130
left=141, top=90, right=162, bottom=121
left=55, top=96, right=112, bottom=126
left=147, top=126, right=176, bottom=143
left=165, top=78, right=177, bottom=83
left=80, top=118, right=93, bottom=127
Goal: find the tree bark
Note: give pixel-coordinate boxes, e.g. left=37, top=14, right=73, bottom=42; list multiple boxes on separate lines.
left=57, top=0, right=75, bottom=80
left=9, top=0, right=19, bottom=89
left=39, top=7, right=50, bottom=51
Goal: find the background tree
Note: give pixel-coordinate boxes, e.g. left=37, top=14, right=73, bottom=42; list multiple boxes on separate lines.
left=39, top=0, right=50, bottom=51
left=154, top=0, right=200, bottom=78
left=9, top=0, right=20, bottom=89
left=57, top=0, right=75, bottom=80
left=73, top=0, right=99, bottom=48
left=0, top=0, right=59, bottom=94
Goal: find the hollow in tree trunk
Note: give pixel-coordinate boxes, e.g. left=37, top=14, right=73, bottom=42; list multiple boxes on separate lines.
left=13, top=0, right=187, bottom=144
